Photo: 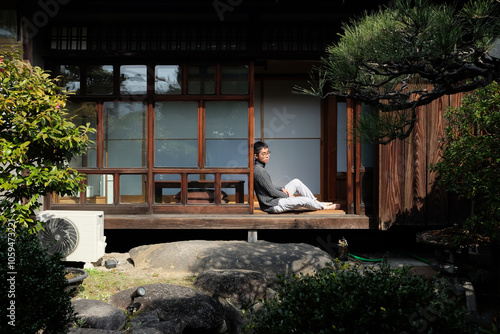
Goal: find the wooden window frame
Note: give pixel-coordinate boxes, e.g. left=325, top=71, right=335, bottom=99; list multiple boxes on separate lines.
left=46, top=62, right=255, bottom=215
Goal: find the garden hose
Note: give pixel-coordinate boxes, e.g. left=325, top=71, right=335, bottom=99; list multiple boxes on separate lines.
left=347, top=252, right=431, bottom=264
left=348, top=253, right=384, bottom=262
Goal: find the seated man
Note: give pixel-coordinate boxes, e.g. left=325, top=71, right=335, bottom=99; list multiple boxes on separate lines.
left=253, top=141, right=340, bottom=213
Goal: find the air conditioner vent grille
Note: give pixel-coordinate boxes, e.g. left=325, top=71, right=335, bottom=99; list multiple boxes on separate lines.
left=39, top=217, right=79, bottom=257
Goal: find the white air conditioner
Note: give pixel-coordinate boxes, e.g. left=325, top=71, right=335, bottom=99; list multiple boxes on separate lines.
left=37, top=210, right=106, bottom=267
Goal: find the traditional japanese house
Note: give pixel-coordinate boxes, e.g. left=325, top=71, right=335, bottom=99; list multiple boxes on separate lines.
left=1, top=0, right=466, bottom=231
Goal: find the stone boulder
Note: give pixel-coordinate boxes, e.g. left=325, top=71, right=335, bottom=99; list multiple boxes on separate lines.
left=194, top=269, right=267, bottom=309
left=72, top=299, right=127, bottom=331
left=108, top=283, right=226, bottom=333
left=129, top=240, right=333, bottom=279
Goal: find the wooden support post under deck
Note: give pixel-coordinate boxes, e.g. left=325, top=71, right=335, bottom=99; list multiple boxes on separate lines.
left=248, top=230, right=258, bottom=242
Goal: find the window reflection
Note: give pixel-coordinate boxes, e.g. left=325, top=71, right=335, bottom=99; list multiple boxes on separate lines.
left=59, top=65, right=80, bottom=94
left=120, top=65, right=147, bottom=95
left=155, top=65, right=181, bottom=94
left=87, top=65, right=113, bottom=95
left=0, top=11, right=17, bottom=39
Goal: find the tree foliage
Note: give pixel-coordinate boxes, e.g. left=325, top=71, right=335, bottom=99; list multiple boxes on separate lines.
left=431, top=81, right=500, bottom=237
left=0, top=47, right=94, bottom=232
left=299, top=0, right=500, bottom=144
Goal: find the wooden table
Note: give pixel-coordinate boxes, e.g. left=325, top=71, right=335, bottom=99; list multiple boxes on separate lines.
left=155, top=180, right=245, bottom=203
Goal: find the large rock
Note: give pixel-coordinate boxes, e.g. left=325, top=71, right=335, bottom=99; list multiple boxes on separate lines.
left=109, top=283, right=226, bottom=333
left=72, top=299, right=127, bottom=331
left=129, top=240, right=333, bottom=278
left=194, top=269, right=267, bottom=309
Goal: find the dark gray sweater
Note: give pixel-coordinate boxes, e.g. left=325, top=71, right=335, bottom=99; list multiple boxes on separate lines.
left=254, top=160, right=288, bottom=212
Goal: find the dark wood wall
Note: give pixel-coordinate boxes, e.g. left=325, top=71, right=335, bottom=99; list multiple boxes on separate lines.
left=377, top=93, right=465, bottom=230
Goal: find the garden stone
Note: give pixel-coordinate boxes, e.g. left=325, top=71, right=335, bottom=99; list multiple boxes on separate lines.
left=194, top=269, right=267, bottom=309
left=128, top=329, right=163, bottom=334
left=129, top=310, right=160, bottom=329
left=129, top=240, right=333, bottom=279
left=69, top=329, right=123, bottom=333
left=72, top=299, right=127, bottom=331
left=109, top=283, right=226, bottom=333
left=128, top=320, right=183, bottom=334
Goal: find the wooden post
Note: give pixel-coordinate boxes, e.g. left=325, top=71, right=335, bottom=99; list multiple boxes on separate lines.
left=346, top=99, right=354, bottom=214
left=248, top=230, right=258, bottom=243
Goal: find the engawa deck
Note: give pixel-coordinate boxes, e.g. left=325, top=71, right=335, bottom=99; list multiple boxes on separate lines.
left=104, top=209, right=373, bottom=230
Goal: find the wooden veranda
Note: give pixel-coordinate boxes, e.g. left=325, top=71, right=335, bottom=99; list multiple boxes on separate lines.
left=103, top=208, right=372, bottom=230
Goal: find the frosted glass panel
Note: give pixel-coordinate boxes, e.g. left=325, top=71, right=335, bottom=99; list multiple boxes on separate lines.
left=206, top=140, right=248, bottom=168
left=106, top=140, right=145, bottom=167
left=188, top=65, right=215, bottom=94
left=265, top=139, right=321, bottom=194
left=155, top=101, right=198, bottom=167
left=205, top=101, right=248, bottom=167
left=221, top=65, right=248, bottom=94
left=337, top=102, right=347, bottom=172
left=104, top=102, right=146, bottom=167
left=262, top=81, right=320, bottom=139
left=155, top=65, right=181, bottom=94
left=67, top=102, right=97, bottom=168
left=120, top=65, right=147, bottom=95
left=206, top=101, right=248, bottom=138
left=254, top=80, right=262, bottom=139
left=155, top=102, right=198, bottom=139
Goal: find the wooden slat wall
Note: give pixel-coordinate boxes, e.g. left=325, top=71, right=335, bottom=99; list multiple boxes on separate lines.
left=378, top=92, right=463, bottom=230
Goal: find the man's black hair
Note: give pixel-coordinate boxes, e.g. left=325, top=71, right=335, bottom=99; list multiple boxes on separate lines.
left=254, top=141, right=268, bottom=156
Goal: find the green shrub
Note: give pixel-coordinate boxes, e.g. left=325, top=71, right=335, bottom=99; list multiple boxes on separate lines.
left=246, top=261, right=470, bottom=334
left=0, top=227, right=75, bottom=334
left=431, top=81, right=500, bottom=238
left=0, top=47, right=93, bottom=232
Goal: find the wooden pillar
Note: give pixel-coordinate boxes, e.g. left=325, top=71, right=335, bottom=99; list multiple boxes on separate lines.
left=346, top=99, right=354, bottom=214
left=323, top=95, right=337, bottom=202
left=354, top=102, right=362, bottom=215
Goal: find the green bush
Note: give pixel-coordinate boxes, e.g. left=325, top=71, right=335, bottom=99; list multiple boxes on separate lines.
left=246, top=261, right=470, bottom=334
left=431, top=81, right=500, bottom=238
left=0, top=226, right=75, bottom=334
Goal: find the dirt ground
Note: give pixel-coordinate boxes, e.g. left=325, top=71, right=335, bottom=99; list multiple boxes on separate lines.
left=95, top=252, right=194, bottom=284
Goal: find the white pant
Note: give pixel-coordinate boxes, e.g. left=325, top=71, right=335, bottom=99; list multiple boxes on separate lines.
left=268, top=179, right=324, bottom=213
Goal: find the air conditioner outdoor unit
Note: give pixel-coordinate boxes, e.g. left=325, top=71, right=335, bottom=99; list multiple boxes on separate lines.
left=37, top=210, right=106, bottom=267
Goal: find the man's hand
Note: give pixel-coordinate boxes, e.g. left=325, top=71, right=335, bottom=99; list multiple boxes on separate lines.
left=282, top=188, right=293, bottom=197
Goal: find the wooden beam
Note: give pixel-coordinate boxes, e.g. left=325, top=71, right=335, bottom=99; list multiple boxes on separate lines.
left=104, top=214, right=371, bottom=230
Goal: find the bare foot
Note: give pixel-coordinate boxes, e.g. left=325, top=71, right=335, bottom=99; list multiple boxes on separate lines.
left=324, top=203, right=341, bottom=210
